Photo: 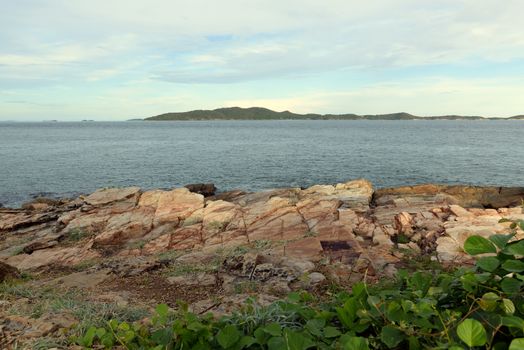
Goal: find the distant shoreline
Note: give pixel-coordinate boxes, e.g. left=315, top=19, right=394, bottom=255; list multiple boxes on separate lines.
left=146, top=106, right=524, bottom=121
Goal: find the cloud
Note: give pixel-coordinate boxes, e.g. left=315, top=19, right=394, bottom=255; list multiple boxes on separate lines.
left=1, top=1, right=524, bottom=119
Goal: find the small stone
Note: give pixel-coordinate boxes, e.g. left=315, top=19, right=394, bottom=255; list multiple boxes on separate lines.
left=308, top=272, right=326, bottom=285
left=383, top=264, right=398, bottom=278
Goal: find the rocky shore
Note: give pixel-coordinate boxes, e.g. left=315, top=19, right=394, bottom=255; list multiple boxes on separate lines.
left=1, top=179, right=523, bottom=346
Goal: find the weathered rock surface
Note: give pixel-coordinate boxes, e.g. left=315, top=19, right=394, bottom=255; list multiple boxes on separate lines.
left=1, top=180, right=523, bottom=347
left=0, top=179, right=522, bottom=272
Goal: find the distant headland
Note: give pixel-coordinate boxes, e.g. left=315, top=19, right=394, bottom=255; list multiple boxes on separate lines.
left=145, top=107, right=524, bottom=121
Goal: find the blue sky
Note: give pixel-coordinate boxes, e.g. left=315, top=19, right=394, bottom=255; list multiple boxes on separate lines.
left=1, top=0, right=524, bottom=120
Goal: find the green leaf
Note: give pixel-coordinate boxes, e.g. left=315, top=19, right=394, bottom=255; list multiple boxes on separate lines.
left=507, top=240, right=524, bottom=256
left=123, top=330, right=135, bottom=343
left=380, top=325, right=404, bottom=348
left=155, top=303, right=169, bottom=318
left=464, top=236, right=497, bottom=255
left=95, top=327, right=106, bottom=339
left=478, top=292, right=499, bottom=311
left=490, top=233, right=515, bottom=249
left=238, top=336, right=256, bottom=349
left=81, top=326, right=97, bottom=347
left=305, top=319, right=325, bottom=337
left=501, top=277, right=522, bottom=294
left=510, top=338, right=524, bottom=350
left=502, top=260, right=524, bottom=272
left=100, top=333, right=115, bottom=348
left=217, top=325, right=241, bottom=349
left=323, top=326, right=341, bottom=338
left=117, top=322, right=130, bottom=331
left=502, top=316, right=524, bottom=330
left=502, top=298, right=516, bottom=315
left=456, top=318, right=487, bottom=347
left=476, top=256, right=500, bottom=272
left=283, top=329, right=314, bottom=350
left=267, top=336, right=285, bottom=350
left=341, top=335, right=370, bottom=350
left=262, top=323, right=282, bottom=337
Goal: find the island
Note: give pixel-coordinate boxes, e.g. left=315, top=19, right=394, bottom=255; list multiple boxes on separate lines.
left=145, top=107, right=523, bottom=121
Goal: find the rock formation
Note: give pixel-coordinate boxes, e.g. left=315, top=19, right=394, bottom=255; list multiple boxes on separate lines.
left=0, top=179, right=523, bottom=344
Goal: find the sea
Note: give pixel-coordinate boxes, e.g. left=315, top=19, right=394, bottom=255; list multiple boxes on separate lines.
left=0, top=120, right=522, bottom=208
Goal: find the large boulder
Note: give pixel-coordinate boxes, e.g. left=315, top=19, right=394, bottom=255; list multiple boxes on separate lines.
left=83, top=186, right=141, bottom=206
left=184, top=183, right=217, bottom=197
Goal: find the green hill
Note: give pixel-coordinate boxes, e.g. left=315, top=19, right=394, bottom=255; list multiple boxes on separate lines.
left=145, top=107, right=519, bottom=121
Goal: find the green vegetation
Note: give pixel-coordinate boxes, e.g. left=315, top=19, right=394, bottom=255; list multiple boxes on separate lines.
left=66, top=228, right=92, bottom=242
left=0, top=283, right=148, bottom=339
left=77, top=219, right=524, bottom=349
left=303, top=230, right=318, bottom=238
left=145, top=107, right=517, bottom=121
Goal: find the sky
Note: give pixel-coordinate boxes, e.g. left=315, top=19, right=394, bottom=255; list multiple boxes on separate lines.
left=1, top=0, right=524, bottom=121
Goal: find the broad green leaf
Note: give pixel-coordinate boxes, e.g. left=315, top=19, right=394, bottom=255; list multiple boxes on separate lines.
left=510, top=338, right=524, bottom=350
left=118, top=322, right=130, bottom=331
left=81, top=326, right=97, bottom=347
left=262, top=323, right=282, bottom=337
left=490, top=233, right=515, bottom=249
left=478, top=292, right=499, bottom=311
left=460, top=273, right=479, bottom=292
left=324, top=326, right=341, bottom=338
left=502, top=316, right=524, bottom=330
left=123, top=330, right=135, bottom=343
left=507, top=240, right=524, bottom=256
left=100, top=333, right=115, bottom=348
left=155, top=303, right=169, bottom=318
left=239, top=336, right=256, bottom=349
left=151, top=328, right=172, bottom=346
left=502, top=298, right=516, bottom=315
left=380, top=325, right=404, bottom=348
left=341, top=335, right=370, bottom=350
left=217, top=325, right=241, bottom=349
left=457, top=318, right=487, bottom=347
left=476, top=256, right=500, bottom=272
left=267, top=336, right=285, bottom=350
left=305, top=319, right=325, bottom=337
left=464, top=236, right=497, bottom=255
left=501, top=277, right=522, bottom=294
left=283, top=329, right=315, bottom=350
left=502, top=260, right=524, bottom=272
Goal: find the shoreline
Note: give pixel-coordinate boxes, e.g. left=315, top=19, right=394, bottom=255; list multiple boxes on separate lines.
left=1, top=179, right=523, bottom=345
left=2, top=180, right=524, bottom=211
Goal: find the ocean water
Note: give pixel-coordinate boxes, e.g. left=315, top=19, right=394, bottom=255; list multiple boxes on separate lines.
left=0, top=120, right=522, bottom=207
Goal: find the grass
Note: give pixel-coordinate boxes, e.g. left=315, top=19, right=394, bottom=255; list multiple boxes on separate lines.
left=0, top=280, right=149, bottom=338
left=71, top=258, right=100, bottom=272
left=303, top=230, right=318, bottom=238
left=65, top=228, right=91, bottom=242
